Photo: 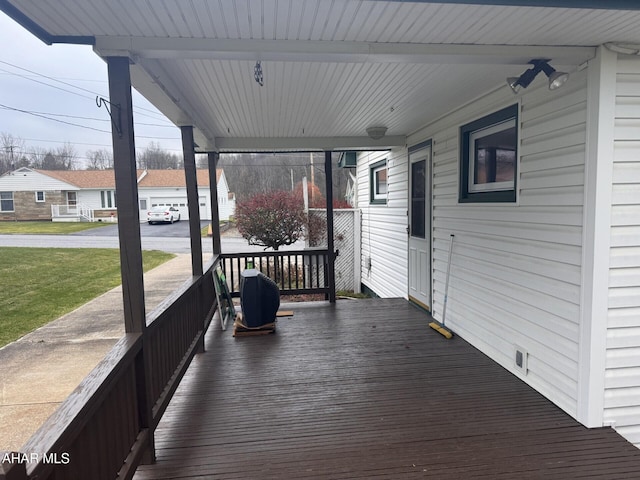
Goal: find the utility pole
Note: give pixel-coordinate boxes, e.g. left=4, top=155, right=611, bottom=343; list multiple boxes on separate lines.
left=4, top=145, right=17, bottom=172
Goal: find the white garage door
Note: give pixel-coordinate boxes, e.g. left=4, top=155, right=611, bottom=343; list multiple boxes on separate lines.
left=149, top=197, right=209, bottom=221
left=150, top=198, right=189, bottom=220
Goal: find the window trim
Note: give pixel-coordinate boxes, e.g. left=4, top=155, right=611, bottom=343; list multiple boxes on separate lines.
left=1, top=191, right=15, bottom=212
left=459, top=104, right=519, bottom=203
left=100, top=190, right=117, bottom=209
left=369, top=159, right=388, bottom=205
left=67, top=191, right=77, bottom=206
left=35, top=191, right=46, bottom=203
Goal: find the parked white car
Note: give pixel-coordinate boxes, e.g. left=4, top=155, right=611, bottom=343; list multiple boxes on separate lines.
left=147, top=206, right=181, bottom=224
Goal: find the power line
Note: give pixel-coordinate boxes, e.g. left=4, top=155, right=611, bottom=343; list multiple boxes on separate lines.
left=0, top=59, right=174, bottom=122
left=0, top=102, right=182, bottom=141
left=20, top=137, right=184, bottom=152
left=0, top=105, right=177, bottom=128
left=0, top=102, right=111, bottom=134
left=0, top=60, right=100, bottom=96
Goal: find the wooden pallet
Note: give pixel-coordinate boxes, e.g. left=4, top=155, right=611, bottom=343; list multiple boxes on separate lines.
left=232, top=314, right=276, bottom=337
left=232, top=311, right=292, bottom=336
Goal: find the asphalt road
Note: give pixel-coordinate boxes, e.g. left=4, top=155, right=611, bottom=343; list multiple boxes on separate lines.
left=0, top=222, right=305, bottom=254
left=71, top=220, right=208, bottom=238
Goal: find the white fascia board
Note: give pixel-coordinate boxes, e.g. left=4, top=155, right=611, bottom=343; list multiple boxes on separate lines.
left=577, top=45, right=617, bottom=428
left=215, top=136, right=406, bottom=152
left=94, top=37, right=596, bottom=66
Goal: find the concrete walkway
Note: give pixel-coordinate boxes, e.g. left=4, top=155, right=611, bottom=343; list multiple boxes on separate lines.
left=0, top=253, right=197, bottom=452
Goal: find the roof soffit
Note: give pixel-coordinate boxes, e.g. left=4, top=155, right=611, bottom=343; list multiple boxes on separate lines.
left=6, top=0, right=640, bottom=151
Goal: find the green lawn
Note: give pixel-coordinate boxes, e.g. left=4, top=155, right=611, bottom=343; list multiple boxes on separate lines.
left=0, top=247, right=174, bottom=347
left=0, top=221, right=113, bottom=234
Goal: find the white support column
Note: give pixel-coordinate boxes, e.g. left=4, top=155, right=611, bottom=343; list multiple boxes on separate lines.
left=578, top=45, right=617, bottom=428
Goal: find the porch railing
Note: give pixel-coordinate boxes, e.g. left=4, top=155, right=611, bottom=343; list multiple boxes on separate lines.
left=220, top=249, right=329, bottom=297
left=0, top=257, right=218, bottom=480
left=51, top=204, right=94, bottom=221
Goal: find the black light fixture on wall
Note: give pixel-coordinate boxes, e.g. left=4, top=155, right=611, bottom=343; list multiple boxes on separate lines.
left=507, top=59, right=569, bottom=94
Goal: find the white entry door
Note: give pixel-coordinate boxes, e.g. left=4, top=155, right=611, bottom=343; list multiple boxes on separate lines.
left=408, top=143, right=431, bottom=311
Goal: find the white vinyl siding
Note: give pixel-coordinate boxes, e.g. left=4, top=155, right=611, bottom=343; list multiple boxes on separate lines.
left=358, top=149, right=408, bottom=299
left=408, top=69, right=589, bottom=418
left=604, top=55, right=640, bottom=448
left=216, top=171, right=235, bottom=221
left=0, top=168, right=75, bottom=191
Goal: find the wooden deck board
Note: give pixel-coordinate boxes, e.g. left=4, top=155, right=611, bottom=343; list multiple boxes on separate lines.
left=134, top=299, right=640, bottom=479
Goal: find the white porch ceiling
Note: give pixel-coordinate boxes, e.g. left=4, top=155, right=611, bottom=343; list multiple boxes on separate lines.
left=4, top=0, right=640, bottom=152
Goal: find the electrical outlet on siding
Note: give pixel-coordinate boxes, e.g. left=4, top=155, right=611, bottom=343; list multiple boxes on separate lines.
left=514, top=345, right=528, bottom=375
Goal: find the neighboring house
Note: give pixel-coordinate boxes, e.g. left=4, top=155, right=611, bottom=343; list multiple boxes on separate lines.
left=136, top=168, right=235, bottom=222
left=357, top=49, right=640, bottom=448
left=0, top=167, right=235, bottom=222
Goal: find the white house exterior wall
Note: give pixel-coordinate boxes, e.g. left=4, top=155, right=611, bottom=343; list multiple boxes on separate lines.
left=76, top=190, right=106, bottom=209
left=604, top=54, right=640, bottom=447
left=0, top=169, right=75, bottom=191
left=216, top=172, right=235, bottom=221
left=357, top=149, right=408, bottom=299
left=404, top=69, right=590, bottom=419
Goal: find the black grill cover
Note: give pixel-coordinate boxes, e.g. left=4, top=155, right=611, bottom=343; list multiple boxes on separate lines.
left=240, top=269, right=280, bottom=327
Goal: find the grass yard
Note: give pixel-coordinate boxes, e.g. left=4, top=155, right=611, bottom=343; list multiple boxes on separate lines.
left=0, top=221, right=112, bottom=234
left=0, top=247, right=174, bottom=347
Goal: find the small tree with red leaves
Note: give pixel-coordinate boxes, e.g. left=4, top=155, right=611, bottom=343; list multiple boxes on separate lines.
left=235, top=190, right=307, bottom=251
left=293, top=180, right=325, bottom=208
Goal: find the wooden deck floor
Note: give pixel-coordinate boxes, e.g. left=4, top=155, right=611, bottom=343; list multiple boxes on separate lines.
left=134, top=298, right=640, bottom=479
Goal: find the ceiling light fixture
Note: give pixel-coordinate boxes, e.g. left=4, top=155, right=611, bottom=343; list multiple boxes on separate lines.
left=507, top=59, right=569, bottom=94
left=366, top=126, right=387, bottom=140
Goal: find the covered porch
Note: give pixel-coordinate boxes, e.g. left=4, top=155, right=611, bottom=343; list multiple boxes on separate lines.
left=134, top=299, right=640, bottom=479
left=3, top=1, right=640, bottom=479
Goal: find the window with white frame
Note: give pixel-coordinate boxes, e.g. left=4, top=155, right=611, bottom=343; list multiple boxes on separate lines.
left=67, top=191, right=77, bottom=206
left=1, top=192, right=14, bottom=212
left=459, top=104, right=518, bottom=203
left=370, top=159, right=388, bottom=204
left=100, top=190, right=117, bottom=208
left=35, top=191, right=45, bottom=202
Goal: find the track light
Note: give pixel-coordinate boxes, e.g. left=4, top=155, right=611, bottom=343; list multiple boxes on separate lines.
left=507, top=59, right=569, bottom=94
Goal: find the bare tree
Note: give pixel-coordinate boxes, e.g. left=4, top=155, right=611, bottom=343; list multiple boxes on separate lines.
left=86, top=149, right=114, bottom=170
left=137, top=141, right=181, bottom=169
left=29, top=143, right=78, bottom=170
left=27, top=146, right=48, bottom=170
left=0, top=133, right=28, bottom=174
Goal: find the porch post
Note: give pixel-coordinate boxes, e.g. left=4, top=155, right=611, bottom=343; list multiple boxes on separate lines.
left=106, top=56, right=155, bottom=463
left=181, top=126, right=203, bottom=277
left=207, top=152, right=222, bottom=256
left=324, top=151, right=337, bottom=303
left=107, top=57, right=146, bottom=333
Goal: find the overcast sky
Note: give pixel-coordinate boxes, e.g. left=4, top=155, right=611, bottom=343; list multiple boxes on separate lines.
left=0, top=11, right=184, bottom=167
